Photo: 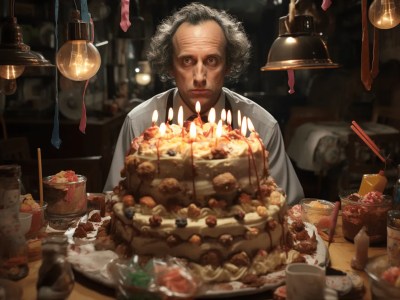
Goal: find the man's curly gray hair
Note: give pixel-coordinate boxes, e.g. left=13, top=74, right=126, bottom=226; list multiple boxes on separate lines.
left=147, top=2, right=251, bottom=82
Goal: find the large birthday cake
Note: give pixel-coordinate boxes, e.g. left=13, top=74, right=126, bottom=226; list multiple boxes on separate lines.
left=110, top=109, right=308, bottom=283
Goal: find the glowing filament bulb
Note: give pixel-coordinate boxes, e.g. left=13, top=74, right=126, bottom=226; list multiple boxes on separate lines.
left=0, top=65, right=25, bottom=80
left=369, top=0, right=400, bottom=29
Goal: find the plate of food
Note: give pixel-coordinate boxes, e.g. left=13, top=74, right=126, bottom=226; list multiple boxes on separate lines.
left=66, top=213, right=328, bottom=297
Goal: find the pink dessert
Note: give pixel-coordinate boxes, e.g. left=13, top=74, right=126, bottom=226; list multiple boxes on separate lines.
left=381, top=266, right=400, bottom=288
left=43, top=170, right=87, bottom=217
left=341, top=191, right=392, bottom=243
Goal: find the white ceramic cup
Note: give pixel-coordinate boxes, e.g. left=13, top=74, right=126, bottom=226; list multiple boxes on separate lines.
left=286, top=263, right=326, bottom=300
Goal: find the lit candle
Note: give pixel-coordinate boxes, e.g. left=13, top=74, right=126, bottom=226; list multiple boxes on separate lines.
left=208, top=107, right=216, bottom=138
left=215, top=120, right=222, bottom=147
left=159, top=122, right=166, bottom=137
left=241, top=116, right=247, bottom=137
left=178, top=106, right=184, bottom=137
left=167, top=108, right=173, bottom=125
left=195, top=101, right=201, bottom=119
left=227, top=110, right=232, bottom=130
left=221, top=109, right=226, bottom=124
left=189, top=122, right=197, bottom=200
left=237, top=110, right=242, bottom=129
left=152, top=110, right=159, bottom=127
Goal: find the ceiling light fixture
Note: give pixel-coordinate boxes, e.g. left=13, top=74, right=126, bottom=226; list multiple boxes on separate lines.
left=56, top=10, right=101, bottom=81
left=261, top=1, right=339, bottom=71
left=0, top=0, right=53, bottom=80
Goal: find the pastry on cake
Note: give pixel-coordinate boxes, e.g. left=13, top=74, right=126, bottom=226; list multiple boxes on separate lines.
left=110, top=115, right=307, bottom=283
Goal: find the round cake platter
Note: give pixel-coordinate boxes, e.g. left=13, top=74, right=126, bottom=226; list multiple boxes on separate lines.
left=64, top=212, right=346, bottom=298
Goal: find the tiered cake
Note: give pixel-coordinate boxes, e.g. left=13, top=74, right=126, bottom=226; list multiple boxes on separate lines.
left=111, top=113, right=300, bottom=282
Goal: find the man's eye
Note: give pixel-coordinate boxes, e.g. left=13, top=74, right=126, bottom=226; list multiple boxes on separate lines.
left=182, top=57, right=193, bottom=65
left=207, top=57, right=218, bottom=66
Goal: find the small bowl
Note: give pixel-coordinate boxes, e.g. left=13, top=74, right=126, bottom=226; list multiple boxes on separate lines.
left=340, top=191, right=392, bottom=243
left=301, top=198, right=335, bottom=232
left=19, top=212, right=33, bottom=235
left=365, top=255, right=400, bottom=299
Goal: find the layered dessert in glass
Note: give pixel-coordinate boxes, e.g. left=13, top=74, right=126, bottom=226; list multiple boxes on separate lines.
left=341, top=191, right=392, bottom=244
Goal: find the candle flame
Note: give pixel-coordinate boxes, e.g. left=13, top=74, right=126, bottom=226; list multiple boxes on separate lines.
left=221, top=109, right=226, bottom=122
left=241, top=116, right=247, bottom=136
left=208, top=107, right=216, bottom=124
left=159, top=122, right=166, bottom=137
left=216, top=120, right=223, bottom=138
left=189, top=122, right=196, bottom=140
left=195, top=101, right=201, bottom=114
left=152, top=110, right=159, bottom=124
left=178, top=106, right=183, bottom=127
left=247, top=118, right=255, bottom=132
left=238, top=110, right=242, bottom=128
left=227, top=110, right=232, bottom=125
left=168, top=108, right=173, bottom=122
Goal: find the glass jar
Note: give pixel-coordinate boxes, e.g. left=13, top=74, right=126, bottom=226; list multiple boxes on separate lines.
left=37, top=235, right=74, bottom=299
left=0, top=164, right=29, bottom=280
left=340, top=191, right=392, bottom=244
left=387, top=210, right=400, bottom=266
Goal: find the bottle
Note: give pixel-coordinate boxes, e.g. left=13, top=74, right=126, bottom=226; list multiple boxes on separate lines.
left=393, top=165, right=400, bottom=209
left=358, top=170, right=387, bottom=196
left=37, top=235, right=74, bottom=300
left=0, top=164, right=29, bottom=280
left=351, top=226, right=369, bottom=270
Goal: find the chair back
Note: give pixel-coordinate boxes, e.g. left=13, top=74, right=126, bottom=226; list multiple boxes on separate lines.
left=0, top=137, right=31, bottom=162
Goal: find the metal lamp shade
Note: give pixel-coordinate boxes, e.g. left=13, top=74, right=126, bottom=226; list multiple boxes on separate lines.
left=0, top=17, right=53, bottom=67
left=261, top=15, right=339, bottom=71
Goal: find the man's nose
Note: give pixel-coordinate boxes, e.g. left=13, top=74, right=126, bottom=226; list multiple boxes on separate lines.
left=193, top=62, right=206, bottom=86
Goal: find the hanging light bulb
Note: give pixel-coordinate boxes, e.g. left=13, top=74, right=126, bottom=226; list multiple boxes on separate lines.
left=369, top=0, right=400, bottom=29
left=134, top=60, right=152, bottom=86
left=0, top=65, right=25, bottom=80
left=56, top=10, right=101, bottom=81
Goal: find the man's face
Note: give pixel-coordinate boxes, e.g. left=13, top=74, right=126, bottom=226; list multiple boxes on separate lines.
left=171, top=20, right=228, bottom=113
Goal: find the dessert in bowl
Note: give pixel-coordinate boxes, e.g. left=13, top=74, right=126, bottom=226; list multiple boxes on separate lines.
left=43, top=171, right=87, bottom=230
left=300, top=198, right=334, bottom=233
left=365, top=255, right=400, bottom=300
left=340, top=191, right=392, bottom=243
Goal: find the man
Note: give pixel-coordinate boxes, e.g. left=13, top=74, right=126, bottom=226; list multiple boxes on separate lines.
left=104, top=3, right=304, bottom=204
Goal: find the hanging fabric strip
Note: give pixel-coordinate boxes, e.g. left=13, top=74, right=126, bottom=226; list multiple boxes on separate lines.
left=120, top=0, right=131, bottom=32
left=287, top=70, right=295, bottom=94
left=79, top=14, right=94, bottom=134
left=370, top=27, right=380, bottom=79
left=80, top=0, right=90, bottom=22
left=51, top=0, right=62, bottom=148
left=321, top=0, right=332, bottom=11
left=361, top=0, right=372, bottom=91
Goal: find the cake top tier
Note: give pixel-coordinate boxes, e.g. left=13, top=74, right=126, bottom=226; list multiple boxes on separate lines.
left=128, top=115, right=267, bottom=161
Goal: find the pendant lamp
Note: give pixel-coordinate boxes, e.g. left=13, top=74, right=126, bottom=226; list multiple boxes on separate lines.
left=0, top=0, right=53, bottom=80
left=56, top=10, right=101, bottom=81
left=261, top=14, right=339, bottom=71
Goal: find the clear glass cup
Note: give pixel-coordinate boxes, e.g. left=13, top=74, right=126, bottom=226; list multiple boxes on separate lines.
left=387, top=210, right=400, bottom=266
left=340, top=191, right=392, bottom=244
left=43, top=175, right=87, bottom=230
left=300, top=198, right=334, bottom=234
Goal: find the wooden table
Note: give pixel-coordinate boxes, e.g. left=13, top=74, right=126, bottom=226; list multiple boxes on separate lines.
left=16, top=216, right=387, bottom=300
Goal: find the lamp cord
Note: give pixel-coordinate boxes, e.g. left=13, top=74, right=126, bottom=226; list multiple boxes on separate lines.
left=9, top=0, right=15, bottom=17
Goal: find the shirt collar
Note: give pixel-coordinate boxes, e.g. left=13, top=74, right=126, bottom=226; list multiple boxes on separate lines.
left=172, top=90, right=225, bottom=122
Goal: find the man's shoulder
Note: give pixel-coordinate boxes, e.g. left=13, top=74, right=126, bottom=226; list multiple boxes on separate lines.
left=126, top=89, right=174, bottom=119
